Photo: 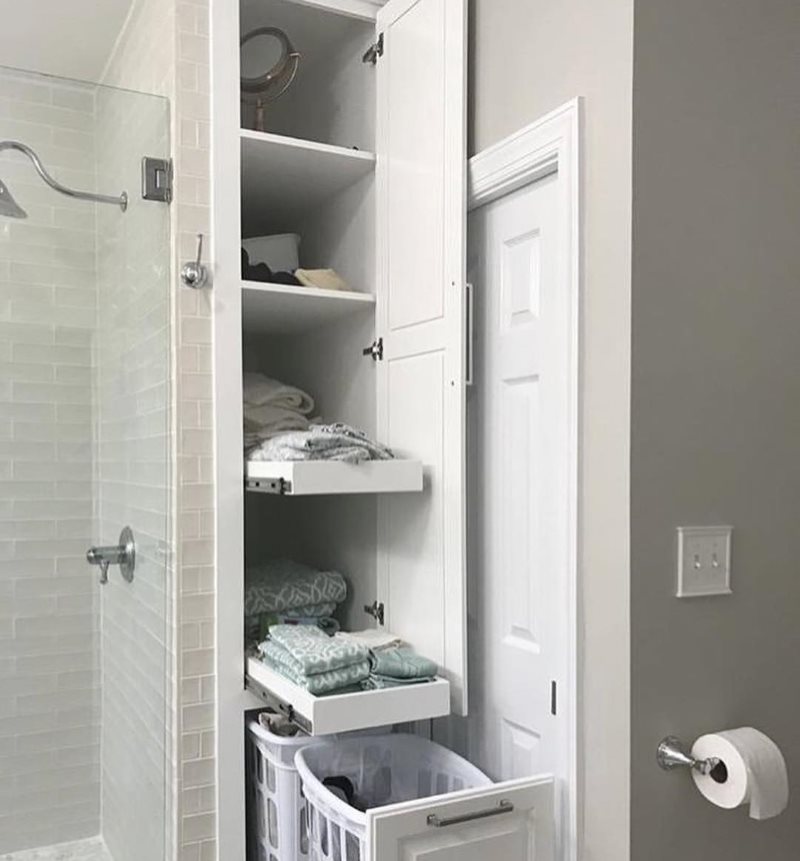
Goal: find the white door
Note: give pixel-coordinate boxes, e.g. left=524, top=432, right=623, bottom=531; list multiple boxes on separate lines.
left=375, top=0, right=468, bottom=714
left=466, top=173, right=570, bottom=790
left=369, top=776, right=554, bottom=861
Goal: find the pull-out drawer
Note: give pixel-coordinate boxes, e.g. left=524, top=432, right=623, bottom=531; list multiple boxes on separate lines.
left=245, top=458, right=424, bottom=495
left=369, top=776, right=555, bottom=861
left=245, top=655, right=450, bottom=735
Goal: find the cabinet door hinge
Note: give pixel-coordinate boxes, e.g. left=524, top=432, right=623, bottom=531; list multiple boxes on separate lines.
left=362, top=33, right=384, bottom=65
left=362, top=337, right=384, bottom=361
left=364, top=600, right=385, bottom=625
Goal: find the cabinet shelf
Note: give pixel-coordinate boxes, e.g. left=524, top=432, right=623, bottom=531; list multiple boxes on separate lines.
left=245, top=458, right=423, bottom=495
left=241, top=130, right=375, bottom=227
left=246, top=656, right=450, bottom=736
left=242, top=280, right=374, bottom=334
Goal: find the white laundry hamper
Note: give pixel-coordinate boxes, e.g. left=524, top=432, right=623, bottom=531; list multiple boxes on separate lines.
left=294, top=734, right=492, bottom=861
left=246, top=717, right=328, bottom=861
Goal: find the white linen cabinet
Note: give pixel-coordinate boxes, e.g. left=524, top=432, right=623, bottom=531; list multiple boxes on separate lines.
left=212, top=0, right=556, bottom=857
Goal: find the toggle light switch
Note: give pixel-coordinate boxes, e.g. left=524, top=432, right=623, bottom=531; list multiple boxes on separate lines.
left=676, top=526, right=733, bottom=598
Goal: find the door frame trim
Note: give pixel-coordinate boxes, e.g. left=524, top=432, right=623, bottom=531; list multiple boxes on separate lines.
left=468, top=98, right=581, bottom=861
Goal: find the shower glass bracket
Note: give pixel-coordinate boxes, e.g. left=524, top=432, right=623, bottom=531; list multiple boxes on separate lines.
left=86, top=526, right=136, bottom=585
left=142, top=157, right=173, bottom=203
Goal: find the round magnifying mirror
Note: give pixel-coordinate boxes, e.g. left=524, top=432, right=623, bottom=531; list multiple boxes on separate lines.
left=241, top=27, right=296, bottom=94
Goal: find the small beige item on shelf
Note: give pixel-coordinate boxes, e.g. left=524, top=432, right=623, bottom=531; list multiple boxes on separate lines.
left=295, top=268, right=352, bottom=293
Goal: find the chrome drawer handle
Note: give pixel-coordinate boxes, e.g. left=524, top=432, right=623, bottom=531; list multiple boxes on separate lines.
left=426, top=799, right=514, bottom=828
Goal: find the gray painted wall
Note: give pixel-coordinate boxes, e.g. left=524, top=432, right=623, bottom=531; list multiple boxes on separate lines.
left=470, top=1, right=634, bottom=858
left=631, top=0, right=800, bottom=858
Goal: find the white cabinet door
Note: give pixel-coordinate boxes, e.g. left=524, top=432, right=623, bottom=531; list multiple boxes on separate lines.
left=375, top=0, right=468, bottom=714
left=368, top=776, right=554, bottom=861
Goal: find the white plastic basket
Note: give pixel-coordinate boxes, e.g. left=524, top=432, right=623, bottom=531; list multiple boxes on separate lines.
left=247, top=718, right=324, bottom=861
left=294, top=734, right=492, bottom=861
left=243, top=233, right=300, bottom=272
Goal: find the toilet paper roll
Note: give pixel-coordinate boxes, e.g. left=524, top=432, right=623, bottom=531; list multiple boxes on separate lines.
left=691, top=728, right=789, bottom=820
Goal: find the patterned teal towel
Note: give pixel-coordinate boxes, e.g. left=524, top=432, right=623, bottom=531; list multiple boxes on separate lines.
left=368, top=647, right=438, bottom=680
left=361, top=675, right=433, bottom=690
left=269, top=624, right=368, bottom=675
left=245, top=559, right=347, bottom=615
left=260, top=641, right=370, bottom=695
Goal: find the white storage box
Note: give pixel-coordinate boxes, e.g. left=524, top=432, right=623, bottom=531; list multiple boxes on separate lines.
left=294, top=734, right=492, bottom=861
left=243, top=233, right=300, bottom=273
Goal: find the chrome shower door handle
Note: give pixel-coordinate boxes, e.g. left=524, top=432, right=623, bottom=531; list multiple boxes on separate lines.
left=86, top=526, right=136, bottom=584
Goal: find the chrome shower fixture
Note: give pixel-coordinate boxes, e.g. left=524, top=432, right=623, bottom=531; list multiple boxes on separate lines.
left=0, top=140, right=128, bottom=218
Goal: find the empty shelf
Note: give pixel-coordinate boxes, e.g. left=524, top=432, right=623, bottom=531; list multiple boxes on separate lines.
left=246, top=656, right=451, bottom=736
left=242, top=281, right=375, bottom=334
left=245, top=459, right=424, bottom=495
left=241, top=130, right=375, bottom=226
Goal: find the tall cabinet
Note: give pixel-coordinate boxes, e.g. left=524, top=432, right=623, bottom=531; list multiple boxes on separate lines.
left=212, top=0, right=555, bottom=857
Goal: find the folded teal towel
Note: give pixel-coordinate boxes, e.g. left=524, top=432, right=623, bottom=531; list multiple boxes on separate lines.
left=368, top=647, right=438, bottom=680
left=260, top=641, right=370, bottom=695
left=361, top=675, right=433, bottom=690
left=245, top=559, right=347, bottom=616
left=283, top=602, right=338, bottom=619
left=269, top=624, right=368, bottom=675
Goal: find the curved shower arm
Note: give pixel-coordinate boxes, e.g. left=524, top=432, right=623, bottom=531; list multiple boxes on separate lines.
left=0, top=140, right=128, bottom=211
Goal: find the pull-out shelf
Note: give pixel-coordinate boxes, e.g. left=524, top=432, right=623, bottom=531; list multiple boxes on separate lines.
left=246, top=656, right=450, bottom=736
left=245, top=459, right=423, bottom=495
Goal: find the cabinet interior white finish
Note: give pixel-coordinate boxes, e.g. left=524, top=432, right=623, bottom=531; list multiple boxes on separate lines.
left=240, top=130, right=375, bottom=228
left=242, top=279, right=375, bottom=334
left=212, top=0, right=568, bottom=858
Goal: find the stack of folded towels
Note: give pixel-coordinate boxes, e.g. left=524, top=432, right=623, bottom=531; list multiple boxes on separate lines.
left=259, top=625, right=371, bottom=694
left=243, top=373, right=316, bottom=453
left=337, top=630, right=439, bottom=690
left=245, top=559, right=347, bottom=643
left=244, top=372, right=396, bottom=464
left=258, top=626, right=439, bottom=696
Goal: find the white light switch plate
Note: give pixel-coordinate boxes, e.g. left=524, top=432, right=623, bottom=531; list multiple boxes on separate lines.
left=676, top=526, right=733, bottom=598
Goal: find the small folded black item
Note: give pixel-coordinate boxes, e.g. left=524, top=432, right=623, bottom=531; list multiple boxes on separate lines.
left=270, top=270, right=302, bottom=285
left=241, top=247, right=303, bottom=285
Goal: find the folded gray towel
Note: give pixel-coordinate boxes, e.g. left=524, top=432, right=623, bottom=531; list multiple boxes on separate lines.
left=248, top=423, right=394, bottom=464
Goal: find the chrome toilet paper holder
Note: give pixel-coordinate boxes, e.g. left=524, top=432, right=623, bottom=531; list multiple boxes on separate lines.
left=657, top=736, right=723, bottom=777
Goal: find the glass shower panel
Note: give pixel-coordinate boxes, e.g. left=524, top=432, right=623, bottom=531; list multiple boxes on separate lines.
left=0, top=67, right=170, bottom=861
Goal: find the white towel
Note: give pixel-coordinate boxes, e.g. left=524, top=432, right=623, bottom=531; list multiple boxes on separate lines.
left=243, top=373, right=315, bottom=415
left=335, top=629, right=404, bottom=651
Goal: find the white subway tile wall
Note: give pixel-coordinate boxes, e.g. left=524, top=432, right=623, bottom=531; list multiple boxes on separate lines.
left=102, top=1, right=216, bottom=859
left=0, top=835, right=112, bottom=861
left=0, top=70, right=102, bottom=854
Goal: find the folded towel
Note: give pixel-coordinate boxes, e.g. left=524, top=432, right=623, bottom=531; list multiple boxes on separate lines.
left=361, top=675, right=433, bottom=690
left=260, top=642, right=370, bottom=695
left=295, top=268, right=352, bottom=293
left=368, top=646, right=438, bottom=680
left=246, top=608, right=340, bottom=644
left=336, top=629, right=404, bottom=651
left=248, top=423, right=394, bottom=464
left=243, top=373, right=315, bottom=414
left=244, top=560, right=347, bottom=616
left=244, top=404, right=311, bottom=449
left=268, top=624, right=367, bottom=675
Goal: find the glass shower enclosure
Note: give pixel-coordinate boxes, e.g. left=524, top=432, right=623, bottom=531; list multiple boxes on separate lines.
left=0, top=66, right=171, bottom=861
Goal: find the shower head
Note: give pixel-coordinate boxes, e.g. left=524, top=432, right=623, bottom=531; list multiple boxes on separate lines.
left=0, top=140, right=127, bottom=217
left=0, top=178, right=27, bottom=219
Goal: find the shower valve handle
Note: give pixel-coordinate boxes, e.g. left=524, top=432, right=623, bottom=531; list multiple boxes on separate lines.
left=181, top=233, right=209, bottom=289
